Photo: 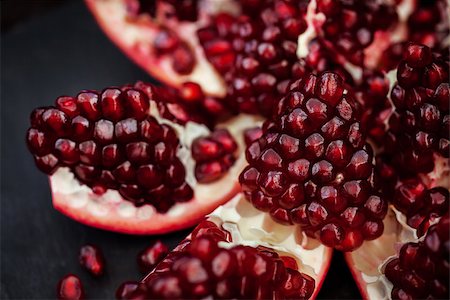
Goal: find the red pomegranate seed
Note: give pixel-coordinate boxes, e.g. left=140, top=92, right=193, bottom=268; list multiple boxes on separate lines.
left=57, top=274, right=84, bottom=300
left=79, top=244, right=105, bottom=276
left=137, top=240, right=169, bottom=274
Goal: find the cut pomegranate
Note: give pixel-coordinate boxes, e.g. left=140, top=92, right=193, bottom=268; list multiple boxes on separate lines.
left=117, top=194, right=333, bottom=299
left=26, top=83, right=262, bottom=234
left=57, top=274, right=85, bottom=300
left=79, top=244, right=105, bottom=276
left=137, top=240, right=169, bottom=274
left=240, top=72, right=385, bottom=251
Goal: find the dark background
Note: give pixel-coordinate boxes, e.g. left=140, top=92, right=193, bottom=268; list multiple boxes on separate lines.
left=1, top=1, right=360, bottom=298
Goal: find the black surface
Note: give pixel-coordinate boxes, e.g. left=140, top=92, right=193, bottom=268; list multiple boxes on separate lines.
left=1, top=1, right=361, bottom=299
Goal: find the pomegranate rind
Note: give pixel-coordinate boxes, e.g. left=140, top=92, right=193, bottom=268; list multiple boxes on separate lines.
left=85, top=0, right=227, bottom=96
left=51, top=181, right=240, bottom=235
left=50, top=114, right=261, bottom=235
left=142, top=194, right=333, bottom=298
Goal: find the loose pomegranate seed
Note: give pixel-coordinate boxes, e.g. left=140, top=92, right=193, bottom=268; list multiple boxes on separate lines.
left=137, top=240, right=169, bottom=274
left=26, top=84, right=195, bottom=212
left=79, top=244, right=105, bottom=276
left=240, top=72, right=384, bottom=251
left=57, top=274, right=84, bottom=300
left=384, top=215, right=449, bottom=299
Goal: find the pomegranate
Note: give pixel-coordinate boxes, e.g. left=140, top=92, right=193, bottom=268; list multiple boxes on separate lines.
left=57, top=274, right=85, bottom=300
left=117, top=194, right=333, bottom=299
left=23, top=1, right=449, bottom=298
left=26, top=82, right=262, bottom=234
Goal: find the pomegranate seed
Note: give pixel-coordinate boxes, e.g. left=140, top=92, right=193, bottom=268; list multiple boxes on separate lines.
left=137, top=240, right=169, bottom=273
left=79, top=244, right=105, bottom=276
left=57, top=274, right=84, bottom=300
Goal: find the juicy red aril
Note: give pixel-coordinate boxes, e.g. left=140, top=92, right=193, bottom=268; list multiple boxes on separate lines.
left=57, top=274, right=84, bottom=300
left=79, top=244, right=105, bottom=276
left=26, top=85, right=193, bottom=211
left=137, top=240, right=169, bottom=274
left=191, top=129, right=237, bottom=183
left=240, top=72, right=384, bottom=251
left=384, top=215, right=449, bottom=299
left=118, top=221, right=315, bottom=299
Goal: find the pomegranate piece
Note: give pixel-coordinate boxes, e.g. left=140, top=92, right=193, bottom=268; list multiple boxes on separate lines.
left=384, top=215, right=449, bottom=299
left=192, top=129, right=238, bottom=183
left=118, top=219, right=318, bottom=299
left=25, top=80, right=252, bottom=235
left=316, top=0, right=398, bottom=66
left=196, top=1, right=308, bottom=117
left=26, top=84, right=193, bottom=212
left=240, top=72, right=385, bottom=251
left=79, top=244, right=105, bottom=276
left=384, top=43, right=449, bottom=175
left=137, top=240, right=169, bottom=274
left=57, top=274, right=84, bottom=300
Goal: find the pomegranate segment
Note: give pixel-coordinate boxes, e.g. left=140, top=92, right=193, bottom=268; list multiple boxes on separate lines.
left=383, top=215, right=449, bottom=300
left=118, top=194, right=332, bottom=299
left=375, top=43, right=450, bottom=233
left=346, top=212, right=449, bottom=300
left=26, top=86, right=194, bottom=212
left=240, top=72, right=385, bottom=251
left=26, top=81, right=261, bottom=234
left=85, top=0, right=229, bottom=97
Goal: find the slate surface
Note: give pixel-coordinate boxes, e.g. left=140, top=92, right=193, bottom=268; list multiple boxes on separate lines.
left=1, top=1, right=361, bottom=299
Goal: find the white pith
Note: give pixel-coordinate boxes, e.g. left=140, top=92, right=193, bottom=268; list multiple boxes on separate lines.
left=51, top=98, right=263, bottom=226
left=145, top=193, right=332, bottom=292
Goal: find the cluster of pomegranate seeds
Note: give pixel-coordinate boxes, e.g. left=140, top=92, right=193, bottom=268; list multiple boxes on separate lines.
left=393, top=179, right=449, bottom=237
left=383, top=43, right=449, bottom=175
left=316, top=0, right=398, bottom=66
left=117, top=220, right=315, bottom=299
left=79, top=244, right=105, bottom=277
left=191, top=129, right=238, bottom=183
left=136, top=81, right=231, bottom=127
left=57, top=274, right=85, bottom=300
left=380, top=1, right=449, bottom=71
left=384, top=215, right=449, bottom=299
left=196, top=0, right=309, bottom=116
left=137, top=240, right=169, bottom=274
left=26, top=85, right=194, bottom=212
left=356, top=70, right=391, bottom=144
left=240, top=72, right=386, bottom=251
